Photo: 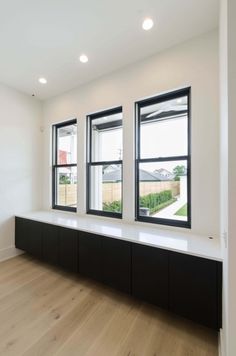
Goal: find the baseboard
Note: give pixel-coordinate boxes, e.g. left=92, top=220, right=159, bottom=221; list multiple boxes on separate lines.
left=0, top=246, right=23, bottom=262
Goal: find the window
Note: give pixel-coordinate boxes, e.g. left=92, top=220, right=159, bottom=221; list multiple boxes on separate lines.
left=52, top=119, right=77, bottom=212
left=135, top=88, right=191, bottom=228
left=87, top=107, right=123, bottom=218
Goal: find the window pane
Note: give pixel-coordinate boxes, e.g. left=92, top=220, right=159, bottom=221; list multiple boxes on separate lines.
left=56, top=167, right=77, bottom=208
left=138, top=160, right=188, bottom=222
left=140, top=96, right=188, bottom=159
left=57, top=123, right=77, bottom=164
left=89, top=164, right=122, bottom=213
left=91, top=112, right=123, bottom=162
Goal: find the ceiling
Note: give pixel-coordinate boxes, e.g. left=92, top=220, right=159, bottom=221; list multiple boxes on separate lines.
left=0, top=0, right=219, bottom=100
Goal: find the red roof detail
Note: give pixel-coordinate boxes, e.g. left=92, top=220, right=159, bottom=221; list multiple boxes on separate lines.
left=59, top=150, right=67, bottom=164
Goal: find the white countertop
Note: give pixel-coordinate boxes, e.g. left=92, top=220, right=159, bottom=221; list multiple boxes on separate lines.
left=15, top=210, right=223, bottom=262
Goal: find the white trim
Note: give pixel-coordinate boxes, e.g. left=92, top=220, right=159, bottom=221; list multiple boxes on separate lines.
left=0, top=246, right=23, bottom=263
left=218, top=329, right=225, bottom=356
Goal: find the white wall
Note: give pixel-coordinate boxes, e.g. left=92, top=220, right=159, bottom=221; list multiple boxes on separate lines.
left=220, top=0, right=236, bottom=355
left=42, top=30, right=219, bottom=237
left=0, top=83, right=42, bottom=261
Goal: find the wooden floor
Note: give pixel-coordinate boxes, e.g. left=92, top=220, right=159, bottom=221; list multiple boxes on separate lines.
left=0, top=255, right=218, bottom=356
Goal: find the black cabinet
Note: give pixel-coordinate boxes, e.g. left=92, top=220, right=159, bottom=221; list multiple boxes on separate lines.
left=15, top=217, right=222, bottom=330
left=132, top=244, right=169, bottom=309
left=79, top=234, right=131, bottom=293
left=27, top=221, right=42, bottom=259
left=42, top=224, right=59, bottom=265
left=59, top=227, right=78, bottom=272
left=102, top=237, right=131, bottom=293
left=16, top=219, right=79, bottom=270
left=78, top=232, right=102, bottom=282
left=169, top=252, right=221, bottom=329
left=15, top=217, right=42, bottom=258
left=15, top=217, right=29, bottom=251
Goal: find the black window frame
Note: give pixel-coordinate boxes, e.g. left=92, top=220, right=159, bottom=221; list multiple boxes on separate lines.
left=135, top=87, right=191, bottom=228
left=52, top=119, right=77, bottom=212
left=87, top=107, right=123, bottom=219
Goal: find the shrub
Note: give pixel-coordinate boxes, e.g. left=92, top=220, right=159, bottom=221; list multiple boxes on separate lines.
left=103, top=200, right=122, bottom=213
left=140, top=190, right=174, bottom=214
left=59, top=174, right=71, bottom=184
left=102, top=190, right=175, bottom=215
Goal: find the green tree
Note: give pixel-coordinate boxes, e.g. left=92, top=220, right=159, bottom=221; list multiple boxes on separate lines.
left=59, top=174, right=71, bottom=184
left=173, top=165, right=185, bottom=181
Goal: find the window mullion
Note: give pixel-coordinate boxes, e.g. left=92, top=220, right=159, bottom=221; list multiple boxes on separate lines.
left=138, top=156, right=189, bottom=164
left=89, top=160, right=122, bottom=166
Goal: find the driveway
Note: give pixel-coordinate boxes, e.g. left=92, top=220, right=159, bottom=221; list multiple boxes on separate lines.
left=153, top=197, right=187, bottom=221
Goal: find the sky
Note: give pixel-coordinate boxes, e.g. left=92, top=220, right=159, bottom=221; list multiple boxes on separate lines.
left=98, top=115, right=188, bottom=173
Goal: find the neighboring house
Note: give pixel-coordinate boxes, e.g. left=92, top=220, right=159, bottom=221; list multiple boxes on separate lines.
left=102, top=167, right=121, bottom=182
left=59, top=149, right=68, bottom=164
left=59, top=149, right=77, bottom=184
left=102, top=166, right=175, bottom=182
left=140, top=169, right=162, bottom=181
left=103, top=165, right=120, bottom=175
left=153, top=168, right=175, bottom=181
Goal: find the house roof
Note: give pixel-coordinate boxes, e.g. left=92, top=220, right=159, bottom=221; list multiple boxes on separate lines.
left=102, top=167, right=175, bottom=182
left=103, top=168, right=122, bottom=182
left=154, top=168, right=175, bottom=181
left=139, top=170, right=160, bottom=181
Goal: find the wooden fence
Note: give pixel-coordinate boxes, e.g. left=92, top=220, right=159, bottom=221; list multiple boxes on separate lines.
left=103, top=181, right=180, bottom=203
left=59, top=184, right=77, bottom=207
left=59, top=181, right=180, bottom=205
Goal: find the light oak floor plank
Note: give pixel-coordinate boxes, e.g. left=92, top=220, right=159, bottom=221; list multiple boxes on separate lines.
left=0, top=255, right=218, bottom=356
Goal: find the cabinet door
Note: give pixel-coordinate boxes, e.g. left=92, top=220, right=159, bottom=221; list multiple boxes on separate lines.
left=132, top=244, right=169, bottom=309
left=102, top=237, right=131, bottom=293
left=15, top=218, right=42, bottom=258
left=79, top=232, right=102, bottom=282
left=169, top=252, right=220, bottom=329
left=15, top=217, right=28, bottom=251
left=59, top=227, right=78, bottom=272
left=42, top=224, right=59, bottom=265
left=27, top=220, right=42, bottom=259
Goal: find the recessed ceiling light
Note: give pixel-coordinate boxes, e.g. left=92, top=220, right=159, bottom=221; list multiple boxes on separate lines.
left=38, top=77, right=47, bottom=84
left=79, top=54, right=88, bottom=63
left=142, top=18, right=154, bottom=31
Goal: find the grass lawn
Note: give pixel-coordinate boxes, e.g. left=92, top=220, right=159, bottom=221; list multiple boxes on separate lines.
left=175, top=203, right=187, bottom=216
